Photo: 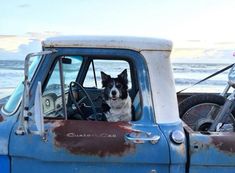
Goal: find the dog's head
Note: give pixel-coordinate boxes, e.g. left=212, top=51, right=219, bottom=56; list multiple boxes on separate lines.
left=101, top=69, right=128, bottom=101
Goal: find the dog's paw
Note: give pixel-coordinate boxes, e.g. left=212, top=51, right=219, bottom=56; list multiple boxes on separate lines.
left=101, top=102, right=110, bottom=113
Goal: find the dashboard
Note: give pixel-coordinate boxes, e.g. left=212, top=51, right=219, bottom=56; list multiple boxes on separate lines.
left=42, top=93, right=68, bottom=117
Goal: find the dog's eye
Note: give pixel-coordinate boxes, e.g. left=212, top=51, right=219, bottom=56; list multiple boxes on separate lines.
left=108, top=84, right=113, bottom=88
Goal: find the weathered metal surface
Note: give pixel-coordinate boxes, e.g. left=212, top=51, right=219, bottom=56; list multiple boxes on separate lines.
left=210, top=133, right=235, bottom=154
left=190, top=132, right=235, bottom=155
left=9, top=48, right=171, bottom=173
left=52, top=120, right=135, bottom=157
left=0, top=114, right=18, bottom=155
left=158, top=122, right=186, bottom=173
left=187, top=129, right=235, bottom=171
left=141, top=50, right=179, bottom=124
left=42, top=36, right=173, bottom=52
left=10, top=119, right=170, bottom=173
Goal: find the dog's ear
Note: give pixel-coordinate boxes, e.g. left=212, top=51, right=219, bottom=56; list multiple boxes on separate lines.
left=118, top=69, right=128, bottom=84
left=101, top=71, right=111, bottom=87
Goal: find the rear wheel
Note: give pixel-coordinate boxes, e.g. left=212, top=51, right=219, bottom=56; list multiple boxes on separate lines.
left=178, top=94, right=235, bottom=131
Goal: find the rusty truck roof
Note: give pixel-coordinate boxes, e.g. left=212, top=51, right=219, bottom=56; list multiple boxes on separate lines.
left=42, top=36, right=172, bottom=52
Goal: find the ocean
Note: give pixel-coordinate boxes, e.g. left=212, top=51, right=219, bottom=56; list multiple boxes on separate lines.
left=0, top=59, right=233, bottom=99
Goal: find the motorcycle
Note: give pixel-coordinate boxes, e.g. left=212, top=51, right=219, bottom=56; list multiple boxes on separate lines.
left=179, top=63, right=235, bottom=132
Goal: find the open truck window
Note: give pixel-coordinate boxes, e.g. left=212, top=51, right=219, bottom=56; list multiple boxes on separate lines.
left=83, top=59, right=132, bottom=89
left=42, top=55, right=141, bottom=121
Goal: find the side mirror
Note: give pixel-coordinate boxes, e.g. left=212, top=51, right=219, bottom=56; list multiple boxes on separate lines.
left=62, top=57, right=72, bottom=64
left=34, top=82, right=45, bottom=137
left=16, top=51, right=55, bottom=138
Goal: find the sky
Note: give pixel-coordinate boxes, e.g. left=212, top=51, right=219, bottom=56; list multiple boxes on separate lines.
left=0, top=0, right=235, bottom=60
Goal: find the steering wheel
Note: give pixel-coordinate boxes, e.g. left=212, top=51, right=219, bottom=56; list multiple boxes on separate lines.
left=69, top=81, right=97, bottom=120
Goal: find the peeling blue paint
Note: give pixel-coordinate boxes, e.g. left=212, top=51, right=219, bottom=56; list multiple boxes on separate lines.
left=0, top=155, right=10, bottom=173
left=0, top=113, right=18, bottom=155
left=159, top=122, right=187, bottom=173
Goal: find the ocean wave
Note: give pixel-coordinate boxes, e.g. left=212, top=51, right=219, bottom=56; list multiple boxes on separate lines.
left=0, top=60, right=232, bottom=92
left=175, top=78, right=227, bottom=86
left=172, top=63, right=231, bottom=74
left=0, top=60, right=24, bottom=70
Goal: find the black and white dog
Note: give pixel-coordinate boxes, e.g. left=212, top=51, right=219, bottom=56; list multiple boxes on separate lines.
left=101, top=69, right=132, bottom=122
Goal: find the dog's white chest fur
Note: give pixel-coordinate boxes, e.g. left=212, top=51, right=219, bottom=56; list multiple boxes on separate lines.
left=105, top=96, right=132, bottom=122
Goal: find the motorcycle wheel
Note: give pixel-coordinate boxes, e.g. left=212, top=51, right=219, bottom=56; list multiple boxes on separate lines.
left=178, top=94, right=235, bottom=131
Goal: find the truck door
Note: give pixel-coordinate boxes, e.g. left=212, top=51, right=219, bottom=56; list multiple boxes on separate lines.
left=185, top=125, right=235, bottom=173
left=9, top=49, right=170, bottom=173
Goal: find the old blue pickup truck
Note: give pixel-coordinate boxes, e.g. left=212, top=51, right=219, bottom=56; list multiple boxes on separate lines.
left=0, top=36, right=234, bottom=173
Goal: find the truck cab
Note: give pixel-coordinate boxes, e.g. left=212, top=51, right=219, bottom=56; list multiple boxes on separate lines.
left=0, top=36, right=234, bottom=173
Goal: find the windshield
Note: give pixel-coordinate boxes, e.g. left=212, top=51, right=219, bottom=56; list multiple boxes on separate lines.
left=3, top=56, right=41, bottom=114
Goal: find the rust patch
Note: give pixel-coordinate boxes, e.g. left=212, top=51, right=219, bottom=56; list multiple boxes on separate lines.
left=0, top=115, right=3, bottom=122
left=211, top=133, right=235, bottom=154
left=178, top=143, right=186, bottom=156
left=53, top=120, right=135, bottom=157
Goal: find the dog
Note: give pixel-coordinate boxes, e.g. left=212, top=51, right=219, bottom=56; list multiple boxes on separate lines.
left=101, top=69, right=132, bottom=122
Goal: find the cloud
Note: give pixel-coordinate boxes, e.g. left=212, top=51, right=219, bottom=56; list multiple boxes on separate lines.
left=0, top=36, right=31, bottom=52
left=173, top=40, right=205, bottom=49
left=26, top=31, right=60, bottom=40
left=186, top=40, right=201, bottom=43
left=172, top=40, right=235, bottom=60
left=173, top=39, right=235, bottom=51
left=0, top=39, right=41, bottom=60
left=214, top=42, right=235, bottom=49
left=0, top=31, right=59, bottom=60
left=0, top=35, right=17, bottom=38
left=0, top=31, right=59, bottom=52
left=17, top=4, right=30, bottom=8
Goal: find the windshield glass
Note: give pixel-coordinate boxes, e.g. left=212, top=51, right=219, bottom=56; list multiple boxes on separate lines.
left=3, top=56, right=41, bottom=114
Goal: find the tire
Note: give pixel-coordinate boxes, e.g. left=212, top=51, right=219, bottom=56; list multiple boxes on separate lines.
left=178, top=94, right=235, bottom=131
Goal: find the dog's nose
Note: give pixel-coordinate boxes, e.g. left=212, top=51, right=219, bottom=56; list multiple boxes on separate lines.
left=111, top=90, right=117, bottom=96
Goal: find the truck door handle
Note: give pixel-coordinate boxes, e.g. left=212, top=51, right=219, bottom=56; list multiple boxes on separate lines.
left=125, top=132, right=160, bottom=144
